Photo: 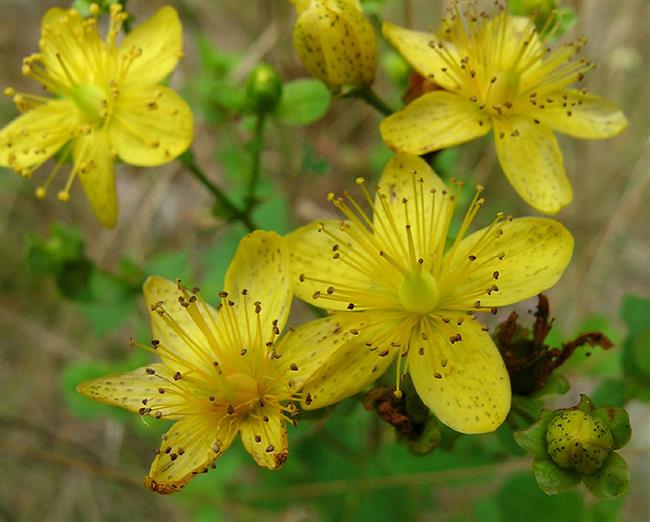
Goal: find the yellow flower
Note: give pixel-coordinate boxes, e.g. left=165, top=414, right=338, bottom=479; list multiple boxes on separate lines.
left=380, top=4, right=627, bottom=214
left=78, top=231, right=315, bottom=494
left=0, top=5, right=193, bottom=228
left=291, top=0, right=376, bottom=88
left=283, top=153, right=574, bottom=434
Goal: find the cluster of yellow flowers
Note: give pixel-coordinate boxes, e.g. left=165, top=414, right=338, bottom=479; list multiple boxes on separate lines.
left=0, top=1, right=626, bottom=494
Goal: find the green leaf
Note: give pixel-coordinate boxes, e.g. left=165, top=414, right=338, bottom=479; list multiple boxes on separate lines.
left=628, top=329, right=650, bottom=378
left=496, top=422, right=526, bottom=456
left=196, top=34, right=240, bottom=79
left=143, top=250, right=192, bottom=282
left=274, top=79, right=331, bottom=126
left=56, top=259, right=94, bottom=301
left=586, top=498, right=625, bottom=522
left=199, top=224, right=247, bottom=298
left=621, top=294, right=650, bottom=336
left=532, top=458, right=582, bottom=495
left=591, top=378, right=628, bottom=408
left=407, top=417, right=441, bottom=455
left=577, top=394, right=596, bottom=414
left=26, top=235, right=58, bottom=275
left=432, top=147, right=461, bottom=178
left=301, top=142, right=331, bottom=176
left=252, top=190, right=290, bottom=234
left=583, top=453, right=630, bottom=499
left=497, top=471, right=584, bottom=521
left=511, top=394, right=544, bottom=420
left=533, top=373, right=570, bottom=398
left=381, top=50, right=410, bottom=88
left=514, top=416, right=551, bottom=458
left=593, top=408, right=631, bottom=450
left=77, top=271, right=134, bottom=336
left=473, top=496, right=502, bottom=522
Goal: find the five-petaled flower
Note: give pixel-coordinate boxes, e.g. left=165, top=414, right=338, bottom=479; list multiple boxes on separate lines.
left=290, top=0, right=376, bottom=88
left=0, top=4, right=193, bottom=228
left=380, top=3, right=627, bottom=214
left=79, top=231, right=316, bottom=494
left=283, top=153, right=574, bottom=434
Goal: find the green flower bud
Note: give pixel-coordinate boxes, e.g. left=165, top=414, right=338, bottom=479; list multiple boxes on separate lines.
left=245, top=64, right=283, bottom=113
left=546, top=410, right=614, bottom=474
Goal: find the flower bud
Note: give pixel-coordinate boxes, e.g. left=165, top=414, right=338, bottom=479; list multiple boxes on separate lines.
left=245, top=64, right=283, bottom=113
left=546, top=410, right=614, bottom=474
left=290, top=0, right=376, bottom=88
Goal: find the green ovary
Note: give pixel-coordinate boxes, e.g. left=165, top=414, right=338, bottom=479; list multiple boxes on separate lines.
left=398, top=271, right=440, bottom=314
left=488, top=69, right=521, bottom=108
left=71, top=84, right=107, bottom=124
left=546, top=410, right=614, bottom=474
left=222, top=372, right=259, bottom=408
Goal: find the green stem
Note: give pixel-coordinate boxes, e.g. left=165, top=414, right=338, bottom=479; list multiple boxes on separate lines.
left=358, top=87, right=395, bottom=116
left=245, top=113, right=267, bottom=210
left=179, top=151, right=257, bottom=231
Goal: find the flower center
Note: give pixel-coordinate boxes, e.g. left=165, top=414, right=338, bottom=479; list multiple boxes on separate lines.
left=487, top=69, right=520, bottom=109
left=398, top=271, right=440, bottom=314
left=222, top=372, right=259, bottom=409
left=71, top=83, right=107, bottom=124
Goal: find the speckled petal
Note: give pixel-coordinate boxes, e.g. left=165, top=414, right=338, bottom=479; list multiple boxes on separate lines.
left=300, top=311, right=409, bottom=409
left=109, top=85, right=193, bottom=167
left=77, top=364, right=185, bottom=419
left=527, top=89, right=627, bottom=139
left=278, top=314, right=366, bottom=387
left=239, top=410, right=288, bottom=469
left=0, top=100, right=78, bottom=175
left=39, top=8, right=102, bottom=87
left=493, top=115, right=572, bottom=214
left=438, top=217, right=573, bottom=309
left=293, top=0, right=375, bottom=86
left=287, top=220, right=397, bottom=311
left=373, top=153, right=448, bottom=250
left=408, top=318, right=511, bottom=434
left=383, top=21, right=457, bottom=91
left=224, top=231, right=292, bottom=339
left=145, top=416, right=237, bottom=495
left=120, top=6, right=183, bottom=87
left=73, top=130, right=117, bottom=228
left=381, top=91, right=490, bottom=155
left=143, top=275, right=220, bottom=373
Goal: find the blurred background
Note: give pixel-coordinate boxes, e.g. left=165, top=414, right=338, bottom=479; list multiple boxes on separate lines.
left=0, top=0, right=648, bottom=520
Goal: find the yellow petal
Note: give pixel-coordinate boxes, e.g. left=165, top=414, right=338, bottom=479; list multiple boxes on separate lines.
left=109, top=85, right=193, bottom=167
left=373, top=153, right=448, bottom=249
left=77, top=364, right=184, bottom=419
left=278, top=314, right=367, bottom=387
left=39, top=8, right=102, bottom=88
left=300, top=312, right=409, bottom=409
left=487, top=15, right=543, bottom=74
left=382, top=21, right=457, bottom=91
left=287, top=220, right=386, bottom=311
left=380, top=91, right=491, bottom=155
left=143, top=275, right=220, bottom=374
left=224, top=231, right=292, bottom=338
left=239, top=411, right=288, bottom=469
left=493, top=114, right=572, bottom=214
left=439, top=217, right=573, bottom=309
left=145, top=416, right=237, bottom=495
left=0, top=100, right=78, bottom=174
left=527, top=89, right=628, bottom=139
left=73, top=130, right=117, bottom=228
left=120, top=6, right=183, bottom=87
left=408, top=318, right=511, bottom=434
